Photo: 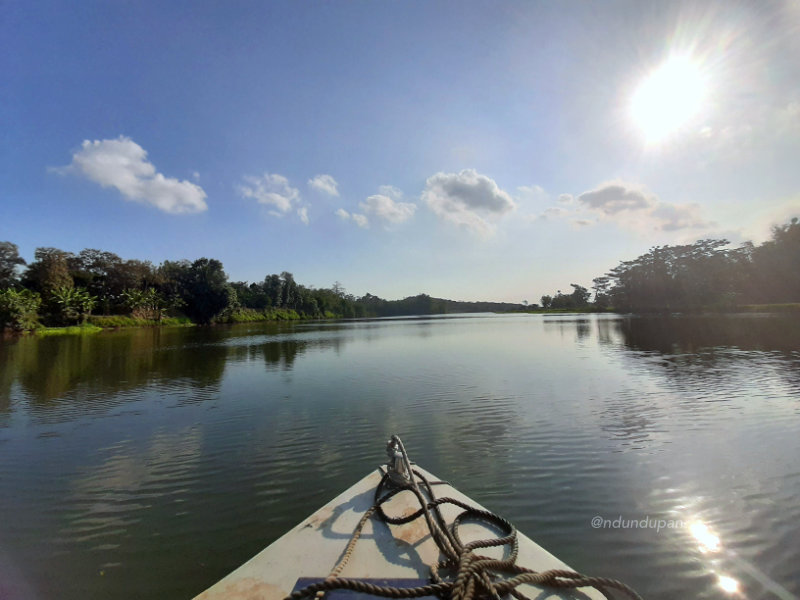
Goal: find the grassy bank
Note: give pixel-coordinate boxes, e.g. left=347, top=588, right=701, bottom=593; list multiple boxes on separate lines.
left=88, top=315, right=194, bottom=328
left=36, top=323, right=104, bottom=336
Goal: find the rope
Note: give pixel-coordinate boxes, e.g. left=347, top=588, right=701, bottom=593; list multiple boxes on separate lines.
left=288, top=435, right=643, bottom=600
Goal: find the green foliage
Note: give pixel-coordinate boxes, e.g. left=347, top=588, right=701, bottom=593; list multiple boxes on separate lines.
left=216, top=307, right=305, bottom=323
left=541, top=284, right=591, bottom=310
left=120, top=287, right=183, bottom=321
left=180, top=258, right=232, bottom=324
left=599, top=220, right=798, bottom=312
left=0, top=241, right=26, bottom=289
left=49, top=286, right=97, bottom=325
left=87, top=315, right=193, bottom=328
left=605, top=239, right=746, bottom=312
left=0, top=288, right=41, bottom=331
left=748, top=217, right=800, bottom=303
left=22, top=247, right=74, bottom=296
left=36, top=323, right=103, bottom=336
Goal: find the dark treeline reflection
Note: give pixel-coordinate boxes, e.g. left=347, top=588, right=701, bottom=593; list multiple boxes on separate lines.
left=0, top=323, right=344, bottom=415
left=616, top=314, right=800, bottom=355
left=608, top=315, right=800, bottom=395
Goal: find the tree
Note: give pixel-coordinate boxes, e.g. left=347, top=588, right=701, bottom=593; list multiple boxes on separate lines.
left=0, top=288, right=41, bottom=331
left=540, top=295, right=553, bottom=309
left=606, top=239, right=745, bottom=311
left=0, top=241, right=26, bottom=289
left=264, top=274, right=283, bottom=307
left=592, top=276, right=611, bottom=308
left=569, top=283, right=591, bottom=307
left=50, top=286, right=97, bottom=325
left=280, top=271, right=297, bottom=309
left=182, top=258, right=231, bottom=324
left=22, top=247, right=74, bottom=296
left=750, top=217, right=800, bottom=303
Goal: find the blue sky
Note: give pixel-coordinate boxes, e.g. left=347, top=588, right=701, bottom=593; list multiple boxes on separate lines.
left=3, top=1, right=799, bottom=302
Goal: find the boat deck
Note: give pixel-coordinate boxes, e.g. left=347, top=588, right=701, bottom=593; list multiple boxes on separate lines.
left=195, top=467, right=605, bottom=600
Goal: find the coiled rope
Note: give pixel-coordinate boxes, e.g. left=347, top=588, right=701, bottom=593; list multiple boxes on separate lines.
left=288, top=435, right=642, bottom=600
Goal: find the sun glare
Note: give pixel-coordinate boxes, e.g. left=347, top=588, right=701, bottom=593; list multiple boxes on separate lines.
left=718, top=574, right=740, bottom=594
left=631, top=55, right=706, bottom=143
left=689, top=521, right=720, bottom=553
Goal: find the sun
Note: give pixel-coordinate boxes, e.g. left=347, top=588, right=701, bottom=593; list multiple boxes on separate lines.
left=631, top=55, right=707, bottom=143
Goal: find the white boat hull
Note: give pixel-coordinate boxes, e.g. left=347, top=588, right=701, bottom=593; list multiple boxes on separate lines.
left=195, top=466, right=606, bottom=600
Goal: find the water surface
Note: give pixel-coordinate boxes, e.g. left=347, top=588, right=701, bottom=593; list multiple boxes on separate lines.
left=1, top=313, right=798, bottom=599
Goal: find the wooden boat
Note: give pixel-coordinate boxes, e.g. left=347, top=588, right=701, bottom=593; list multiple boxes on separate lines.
left=194, top=437, right=639, bottom=600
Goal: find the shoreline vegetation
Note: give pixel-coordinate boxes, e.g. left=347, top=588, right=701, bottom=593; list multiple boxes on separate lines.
left=1, top=218, right=797, bottom=336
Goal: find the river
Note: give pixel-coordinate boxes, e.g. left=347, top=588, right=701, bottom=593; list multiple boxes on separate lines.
left=1, top=313, right=798, bottom=599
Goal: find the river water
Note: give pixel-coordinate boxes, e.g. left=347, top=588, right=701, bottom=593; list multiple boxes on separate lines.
left=0, top=313, right=798, bottom=599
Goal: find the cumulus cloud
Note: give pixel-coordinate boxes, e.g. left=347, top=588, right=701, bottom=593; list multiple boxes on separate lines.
left=297, top=206, right=309, bottom=225
left=55, top=136, right=207, bottom=214
left=422, top=169, right=515, bottom=235
left=336, top=208, right=368, bottom=228
left=649, top=203, right=710, bottom=231
left=360, top=190, right=416, bottom=224
left=570, top=180, right=711, bottom=233
left=239, top=173, right=300, bottom=214
left=378, top=185, right=404, bottom=200
left=577, top=182, right=654, bottom=214
left=308, top=174, right=339, bottom=196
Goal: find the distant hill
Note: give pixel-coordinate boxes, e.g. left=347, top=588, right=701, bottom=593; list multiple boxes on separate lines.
left=357, top=293, right=524, bottom=316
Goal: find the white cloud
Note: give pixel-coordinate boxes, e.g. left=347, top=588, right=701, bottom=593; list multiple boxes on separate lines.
left=56, top=136, right=207, bottom=214
left=422, top=169, right=515, bottom=235
left=571, top=180, right=711, bottom=233
left=577, top=182, right=654, bottom=214
left=308, top=174, right=339, bottom=196
left=378, top=185, right=404, bottom=200
left=360, top=192, right=416, bottom=224
left=298, top=206, right=309, bottom=225
left=239, top=173, right=300, bottom=214
left=336, top=208, right=368, bottom=228
left=649, top=202, right=709, bottom=231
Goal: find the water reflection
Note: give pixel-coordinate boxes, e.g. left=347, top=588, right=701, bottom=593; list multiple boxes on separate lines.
left=0, top=322, right=346, bottom=413
left=690, top=521, right=721, bottom=553
left=0, top=314, right=798, bottom=599
left=616, top=314, right=800, bottom=355
left=718, top=574, right=739, bottom=594
left=608, top=314, right=800, bottom=398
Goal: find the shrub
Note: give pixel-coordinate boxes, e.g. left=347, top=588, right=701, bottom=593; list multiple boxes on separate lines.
left=0, top=288, right=41, bottom=331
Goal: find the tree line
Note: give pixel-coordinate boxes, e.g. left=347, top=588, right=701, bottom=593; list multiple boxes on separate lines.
left=0, top=244, right=523, bottom=332
left=2, top=217, right=795, bottom=330
left=539, top=218, right=799, bottom=312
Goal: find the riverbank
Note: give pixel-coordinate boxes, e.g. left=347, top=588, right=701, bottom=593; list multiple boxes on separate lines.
left=8, top=302, right=800, bottom=337
left=3, top=307, right=335, bottom=337
left=508, top=303, right=800, bottom=315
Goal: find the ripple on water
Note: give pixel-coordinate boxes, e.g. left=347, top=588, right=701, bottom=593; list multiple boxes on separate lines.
left=1, top=314, right=799, bottom=600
